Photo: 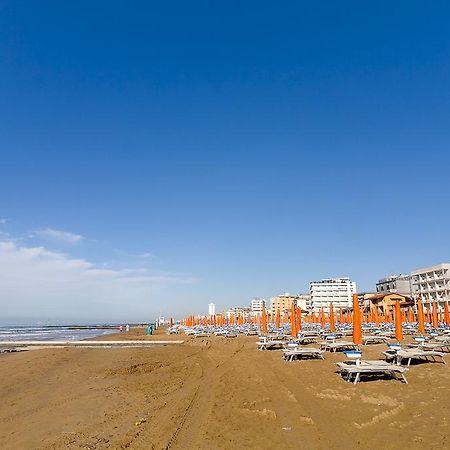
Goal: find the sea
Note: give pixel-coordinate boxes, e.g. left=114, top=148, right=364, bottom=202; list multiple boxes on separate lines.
left=0, top=325, right=118, bottom=342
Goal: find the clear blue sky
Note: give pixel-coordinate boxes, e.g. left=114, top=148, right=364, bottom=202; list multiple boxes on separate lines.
left=1, top=1, right=450, bottom=323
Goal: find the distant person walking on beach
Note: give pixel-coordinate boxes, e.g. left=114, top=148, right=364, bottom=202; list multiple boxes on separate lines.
left=119, top=325, right=123, bottom=332
left=125, top=324, right=130, bottom=332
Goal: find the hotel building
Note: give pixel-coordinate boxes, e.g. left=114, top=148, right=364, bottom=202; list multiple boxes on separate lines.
left=376, top=275, right=412, bottom=295
left=411, top=263, right=450, bottom=307
left=309, top=277, right=357, bottom=313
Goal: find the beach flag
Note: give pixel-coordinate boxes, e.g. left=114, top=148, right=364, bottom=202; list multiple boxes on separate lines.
left=352, top=294, right=362, bottom=345
left=394, top=300, right=403, bottom=341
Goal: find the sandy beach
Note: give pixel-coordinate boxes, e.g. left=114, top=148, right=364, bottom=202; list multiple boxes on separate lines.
left=0, top=328, right=449, bottom=449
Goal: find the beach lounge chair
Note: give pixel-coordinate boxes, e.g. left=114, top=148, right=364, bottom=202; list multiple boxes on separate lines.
left=320, top=341, right=359, bottom=353
left=362, top=335, right=389, bottom=345
left=383, top=348, right=446, bottom=366
left=282, top=347, right=324, bottom=362
left=257, top=338, right=285, bottom=351
left=336, top=360, right=408, bottom=384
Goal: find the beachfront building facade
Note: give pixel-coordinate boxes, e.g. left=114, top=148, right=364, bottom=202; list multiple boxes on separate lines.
left=309, top=277, right=357, bottom=313
left=410, top=263, right=450, bottom=308
left=361, top=293, right=413, bottom=315
left=270, top=293, right=303, bottom=315
left=208, top=302, right=216, bottom=316
left=376, top=275, right=412, bottom=295
left=296, top=294, right=311, bottom=312
left=250, top=298, right=266, bottom=314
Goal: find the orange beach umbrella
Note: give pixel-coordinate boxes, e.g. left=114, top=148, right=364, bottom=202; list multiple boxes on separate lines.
left=261, top=308, right=268, bottom=334
left=275, top=309, right=281, bottom=328
left=394, top=300, right=403, bottom=341
left=444, top=302, right=450, bottom=327
left=329, top=303, right=336, bottom=332
left=291, top=303, right=297, bottom=337
left=352, top=294, right=362, bottom=345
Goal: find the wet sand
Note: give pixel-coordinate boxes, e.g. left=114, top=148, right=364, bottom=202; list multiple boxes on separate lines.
left=0, top=328, right=449, bottom=449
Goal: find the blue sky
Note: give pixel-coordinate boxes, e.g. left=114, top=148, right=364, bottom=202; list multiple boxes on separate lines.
left=1, top=1, right=450, bottom=323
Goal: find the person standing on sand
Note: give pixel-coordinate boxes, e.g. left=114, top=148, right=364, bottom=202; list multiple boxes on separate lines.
left=125, top=324, right=130, bottom=332
left=119, top=325, right=123, bottom=332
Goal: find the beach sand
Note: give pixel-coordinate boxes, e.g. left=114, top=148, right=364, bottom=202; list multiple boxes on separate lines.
left=0, top=328, right=449, bottom=449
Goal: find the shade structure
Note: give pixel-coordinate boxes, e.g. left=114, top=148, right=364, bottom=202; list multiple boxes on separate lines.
left=432, top=301, right=439, bottom=329
left=339, top=307, right=344, bottom=324
left=352, top=294, right=362, bottom=345
left=291, top=303, right=297, bottom=337
left=329, top=303, right=336, bottom=332
left=445, top=302, right=450, bottom=327
left=261, top=308, right=268, bottom=334
left=275, top=309, right=281, bottom=328
left=394, top=300, right=403, bottom=341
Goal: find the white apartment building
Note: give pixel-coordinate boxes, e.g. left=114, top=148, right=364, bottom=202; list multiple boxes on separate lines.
left=309, top=277, right=357, bottom=313
left=208, top=302, right=216, bottom=316
left=250, top=298, right=266, bottom=314
left=411, top=263, right=450, bottom=307
left=376, top=275, right=412, bottom=295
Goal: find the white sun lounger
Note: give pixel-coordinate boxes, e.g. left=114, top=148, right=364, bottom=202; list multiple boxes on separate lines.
left=337, top=361, right=408, bottom=384
left=320, top=341, right=359, bottom=352
left=362, top=335, right=389, bottom=345
left=282, top=348, right=324, bottom=362
left=257, top=340, right=286, bottom=351
left=383, top=349, right=446, bottom=366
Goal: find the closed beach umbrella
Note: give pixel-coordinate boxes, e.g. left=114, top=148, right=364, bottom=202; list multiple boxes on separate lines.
left=445, top=302, right=450, bottom=327
left=432, top=301, right=439, bottom=329
left=339, top=307, right=344, bottom=324
left=261, top=308, right=268, bottom=334
left=296, top=307, right=302, bottom=332
left=352, top=294, right=362, bottom=345
left=394, top=300, right=403, bottom=342
left=275, top=309, right=281, bottom=328
left=319, top=307, right=326, bottom=329
left=408, top=307, right=414, bottom=324
left=329, top=303, right=336, bottom=332
left=291, top=303, right=297, bottom=337
left=373, top=306, right=380, bottom=327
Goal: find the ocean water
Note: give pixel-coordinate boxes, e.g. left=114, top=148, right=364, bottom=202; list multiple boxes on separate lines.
left=0, top=326, right=118, bottom=342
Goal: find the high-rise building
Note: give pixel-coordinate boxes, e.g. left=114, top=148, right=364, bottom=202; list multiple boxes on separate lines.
left=250, top=298, right=266, bottom=314
left=208, top=302, right=216, bottom=316
left=411, top=263, right=450, bottom=307
left=309, top=277, right=357, bottom=313
left=376, top=275, right=411, bottom=295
